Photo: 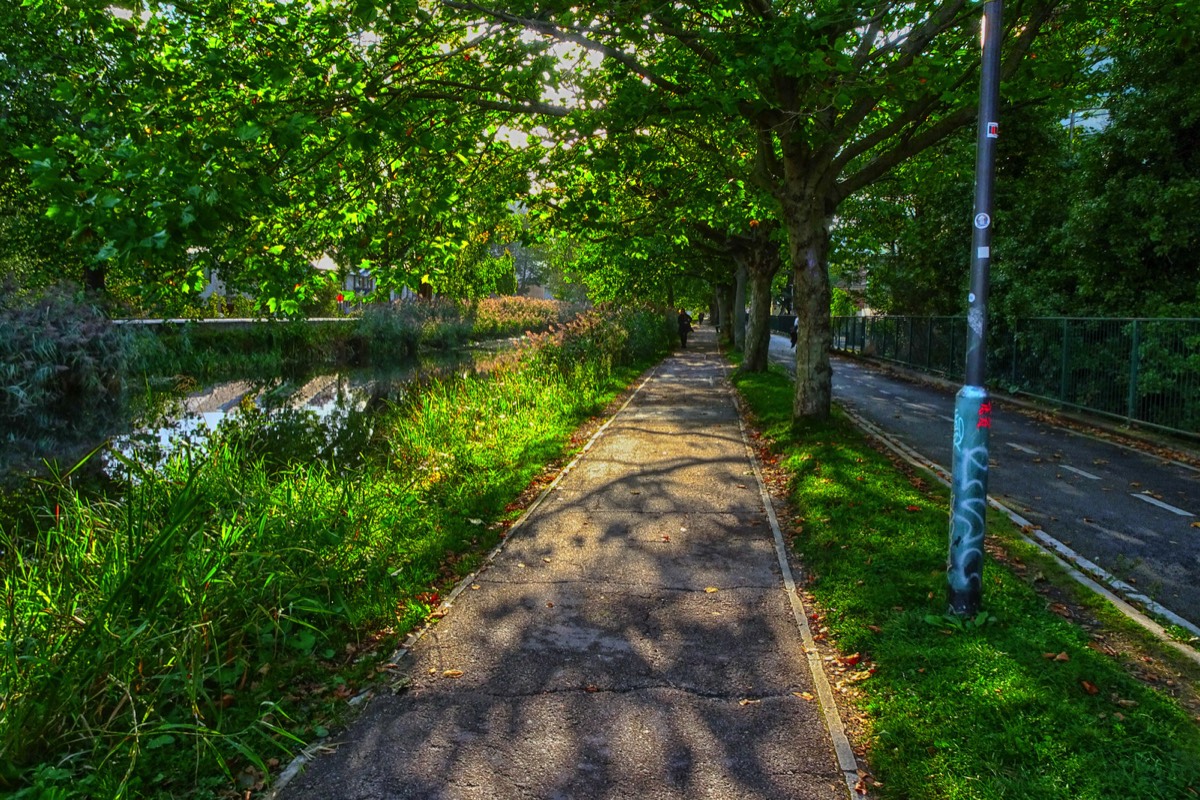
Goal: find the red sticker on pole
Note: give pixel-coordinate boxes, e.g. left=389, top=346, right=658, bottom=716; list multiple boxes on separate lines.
left=987, top=122, right=999, bottom=138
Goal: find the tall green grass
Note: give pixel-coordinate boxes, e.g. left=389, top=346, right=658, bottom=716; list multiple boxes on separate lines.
left=0, top=306, right=675, bottom=798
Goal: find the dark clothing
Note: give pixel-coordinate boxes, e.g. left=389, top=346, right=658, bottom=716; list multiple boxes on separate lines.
left=677, top=311, right=693, bottom=348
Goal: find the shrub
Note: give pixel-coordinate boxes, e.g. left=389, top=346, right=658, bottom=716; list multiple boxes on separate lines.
left=352, top=298, right=473, bottom=359
left=468, top=296, right=582, bottom=339
left=0, top=284, right=140, bottom=464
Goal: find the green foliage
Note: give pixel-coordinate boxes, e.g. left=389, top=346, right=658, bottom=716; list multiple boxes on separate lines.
left=142, top=319, right=355, bottom=380
left=468, top=296, right=580, bottom=340
left=0, top=306, right=671, bottom=798
left=733, top=367, right=1200, bottom=799
left=0, top=284, right=139, bottom=464
left=9, top=0, right=543, bottom=308
left=837, top=4, right=1200, bottom=321
left=354, top=299, right=473, bottom=358
left=1058, top=3, right=1200, bottom=316
left=830, top=287, right=857, bottom=318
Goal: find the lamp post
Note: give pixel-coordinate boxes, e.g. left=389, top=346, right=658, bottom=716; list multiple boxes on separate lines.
left=947, top=0, right=1003, bottom=617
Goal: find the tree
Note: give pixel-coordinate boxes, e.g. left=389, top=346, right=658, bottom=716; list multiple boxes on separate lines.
left=13, top=1, right=554, bottom=313
left=449, top=0, right=1089, bottom=418
left=529, top=106, right=785, bottom=363
left=0, top=2, right=102, bottom=292
left=1059, top=0, right=1200, bottom=316
left=834, top=0, right=1200, bottom=322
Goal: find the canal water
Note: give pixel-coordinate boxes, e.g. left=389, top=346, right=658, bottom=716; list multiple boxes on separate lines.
left=2, top=343, right=509, bottom=484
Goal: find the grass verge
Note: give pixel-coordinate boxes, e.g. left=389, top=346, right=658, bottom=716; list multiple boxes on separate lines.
left=731, top=365, right=1200, bottom=800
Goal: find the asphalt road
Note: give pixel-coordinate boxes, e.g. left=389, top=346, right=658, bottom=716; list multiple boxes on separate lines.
left=766, top=332, right=1200, bottom=633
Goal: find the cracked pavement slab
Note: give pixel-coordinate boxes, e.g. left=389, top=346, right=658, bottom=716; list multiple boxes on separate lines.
left=278, top=328, right=846, bottom=800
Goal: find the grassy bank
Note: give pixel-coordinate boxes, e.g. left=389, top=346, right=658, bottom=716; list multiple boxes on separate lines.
left=137, top=296, right=583, bottom=381
left=731, top=366, right=1200, bottom=799
left=0, top=294, right=583, bottom=478
left=0, top=306, right=674, bottom=799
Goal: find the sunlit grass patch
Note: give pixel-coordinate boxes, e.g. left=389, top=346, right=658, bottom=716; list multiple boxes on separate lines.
left=733, top=366, right=1200, bottom=800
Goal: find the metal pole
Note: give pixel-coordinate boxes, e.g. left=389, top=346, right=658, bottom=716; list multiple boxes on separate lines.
left=947, top=0, right=1002, bottom=617
left=1126, top=319, right=1141, bottom=422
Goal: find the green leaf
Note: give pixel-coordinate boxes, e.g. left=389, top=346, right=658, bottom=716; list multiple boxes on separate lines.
left=144, top=734, right=176, bottom=750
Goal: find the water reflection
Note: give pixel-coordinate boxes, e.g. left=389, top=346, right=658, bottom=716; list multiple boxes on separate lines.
left=105, top=350, right=482, bottom=477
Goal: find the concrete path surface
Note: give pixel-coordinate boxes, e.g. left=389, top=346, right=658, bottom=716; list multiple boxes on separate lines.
left=278, top=327, right=852, bottom=800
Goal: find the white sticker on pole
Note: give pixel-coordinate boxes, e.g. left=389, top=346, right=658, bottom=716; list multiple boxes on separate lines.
left=974, top=213, right=991, bottom=229
left=987, top=122, right=999, bottom=138
left=977, top=246, right=990, bottom=258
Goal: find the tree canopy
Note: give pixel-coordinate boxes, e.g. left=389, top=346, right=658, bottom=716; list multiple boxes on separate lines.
left=6, top=0, right=1192, bottom=417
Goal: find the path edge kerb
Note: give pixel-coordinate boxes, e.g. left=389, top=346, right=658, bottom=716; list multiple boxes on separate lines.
left=270, top=362, right=662, bottom=797
left=725, top=368, right=862, bottom=800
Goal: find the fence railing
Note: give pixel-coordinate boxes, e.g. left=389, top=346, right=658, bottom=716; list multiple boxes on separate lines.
left=828, top=315, right=1200, bottom=438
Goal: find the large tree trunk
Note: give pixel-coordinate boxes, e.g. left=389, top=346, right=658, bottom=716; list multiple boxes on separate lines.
left=785, top=207, right=833, bottom=419
left=739, top=242, right=783, bottom=373
left=716, top=283, right=735, bottom=347
left=732, top=262, right=747, bottom=351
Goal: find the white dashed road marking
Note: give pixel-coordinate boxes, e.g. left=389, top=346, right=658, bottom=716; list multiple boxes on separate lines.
left=1130, top=493, right=1194, bottom=517
left=1060, top=465, right=1102, bottom=480
left=1005, top=443, right=1039, bottom=455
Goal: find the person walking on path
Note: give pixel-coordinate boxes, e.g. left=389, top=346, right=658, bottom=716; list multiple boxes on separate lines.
left=278, top=326, right=854, bottom=800
left=677, top=308, right=693, bottom=348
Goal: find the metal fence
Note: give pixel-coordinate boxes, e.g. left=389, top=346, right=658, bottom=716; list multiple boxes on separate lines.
left=829, top=316, right=1200, bottom=438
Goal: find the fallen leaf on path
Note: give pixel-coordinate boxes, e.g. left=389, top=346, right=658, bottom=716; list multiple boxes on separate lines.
left=841, top=653, right=862, bottom=667
left=443, top=669, right=464, bottom=679
left=704, top=586, right=719, bottom=593
left=793, top=691, right=815, bottom=701
left=739, top=698, right=761, bottom=706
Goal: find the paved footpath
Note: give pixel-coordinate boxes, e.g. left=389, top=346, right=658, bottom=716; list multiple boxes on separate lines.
left=279, top=328, right=852, bottom=800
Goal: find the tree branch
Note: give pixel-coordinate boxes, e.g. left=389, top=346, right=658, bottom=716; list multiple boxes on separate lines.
left=441, top=1, right=690, bottom=96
